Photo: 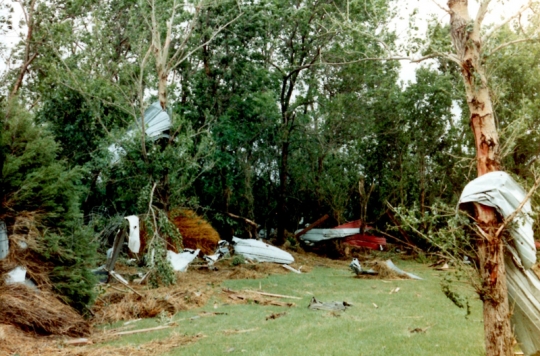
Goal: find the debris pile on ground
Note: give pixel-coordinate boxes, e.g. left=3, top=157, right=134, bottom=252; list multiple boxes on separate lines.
left=349, top=258, right=377, bottom=276
left=0, top=322, right=204, bottom=356
left=93, top=286, right=210, bottom=324
left=171, top=209, right=221, bottom=255
left=0, top=284, right=90, bottom=337
left=221, top=288, right=297, bottom=307
left=0, top=214, right=95, bottom=338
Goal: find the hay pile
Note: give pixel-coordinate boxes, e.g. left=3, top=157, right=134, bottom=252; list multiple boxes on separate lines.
left=0, top=284, right=90, bottom=336
left=171, top=209, right=220, bottom=255
left=93, top=286, right=210, bottom=324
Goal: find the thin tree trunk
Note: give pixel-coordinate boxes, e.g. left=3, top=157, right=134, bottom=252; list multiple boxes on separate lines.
left=448, top=1, right=513, bottom=355
left=276, top=140, right=289, bottom=245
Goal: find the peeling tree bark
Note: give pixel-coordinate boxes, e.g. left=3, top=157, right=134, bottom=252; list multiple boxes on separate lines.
left=447, top=1, right=513, bottom=355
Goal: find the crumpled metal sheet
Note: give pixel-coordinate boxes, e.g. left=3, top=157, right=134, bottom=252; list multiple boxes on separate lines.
left=458, top=171, right=540, bottom=356
left=107, top=101, right=172, bottom=165
left=167, top=249, right=200, bottom=272
left=505, top=253, right=540, bottom=356
left=232, top=237, right=294, bottom=264
left=297, top=228, right=358, bottom=242
left=308, top=297, right=352, bottom=311
left=139, top=101, right=171, bottom=138
left=458, top=171, right=536, bottom=269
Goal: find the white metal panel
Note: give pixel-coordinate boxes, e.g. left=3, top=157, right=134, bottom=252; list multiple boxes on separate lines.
left=458, top=171, right=536, bottom=269
left=298, top=228, right=359, bottom=242
left=232, top=237, right=294, bottom=264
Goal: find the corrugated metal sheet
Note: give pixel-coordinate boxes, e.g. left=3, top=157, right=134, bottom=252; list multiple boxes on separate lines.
left=458, top=171, right=540, bottom=356
left=141, top=101, right=171, bottom=138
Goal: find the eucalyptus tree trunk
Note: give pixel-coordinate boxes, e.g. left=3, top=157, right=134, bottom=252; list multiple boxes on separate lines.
left=448, top=1, right=512, bottom=354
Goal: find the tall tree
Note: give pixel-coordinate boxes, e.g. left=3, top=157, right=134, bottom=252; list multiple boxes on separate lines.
left=445, top=1, right=539, bottom=354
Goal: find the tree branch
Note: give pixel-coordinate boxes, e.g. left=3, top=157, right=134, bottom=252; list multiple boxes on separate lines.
left=170, top=12, right=243, bottom=71
left=488, top=38, right=537, bottom=55
left=482, top=0, right=533, bottom=43
left=475, top=0, right=491, bottom=29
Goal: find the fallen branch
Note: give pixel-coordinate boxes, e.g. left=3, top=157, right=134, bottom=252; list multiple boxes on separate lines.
left=111, top=325, right=172, bottom=336
left=245, top=290, right=301, bottom=300
left=108, top=271, right=144, bottom=298
left=224, top=212, right=259, bottom=238
left=282, top=265, right=301, bottom=274
left=294, top=214, right=329, bottom=238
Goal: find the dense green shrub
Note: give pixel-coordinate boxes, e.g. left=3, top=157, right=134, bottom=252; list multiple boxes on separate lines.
left=1, top=106, right=97, bottom=314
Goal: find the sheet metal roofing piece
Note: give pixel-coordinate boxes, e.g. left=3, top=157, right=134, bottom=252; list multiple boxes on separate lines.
left=458, top=171, right=536, bottom=269
left=297, top=228, right=359, bottom=242
left=140, top=102, right=171, bottom=138
left=458, top=171, right=540, bottom=355
left=107, top=102, right=172, bottom=164
left=232, top=237, right=294, bottom=264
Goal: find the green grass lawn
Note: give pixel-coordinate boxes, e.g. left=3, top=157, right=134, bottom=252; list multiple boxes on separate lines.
left=102, top=259, right=484, bottom=355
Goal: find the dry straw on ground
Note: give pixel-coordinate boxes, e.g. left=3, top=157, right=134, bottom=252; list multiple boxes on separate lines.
left=92, top=260, right=293, bottom=323
left=0, top=214, right=92, bottom=338
left=0, top=323, right=204, bottom=356
left=0, top=284, right=90, bottom=336
left=93, top=285, right=209, bottom=324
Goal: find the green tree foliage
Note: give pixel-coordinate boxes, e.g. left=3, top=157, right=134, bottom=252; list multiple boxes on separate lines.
left=0, top=107, right=82, bottom=225
left=0, top=105, right=97, bottom=314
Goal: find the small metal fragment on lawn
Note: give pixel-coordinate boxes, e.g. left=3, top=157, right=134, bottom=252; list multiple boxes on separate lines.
left=308, top=297, right=352, bottom=311
left=203, top=240, right=231, bottom=270
left=385, top=260, right=422, bottom=280
left=349, top=258, right=377, bottom=276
